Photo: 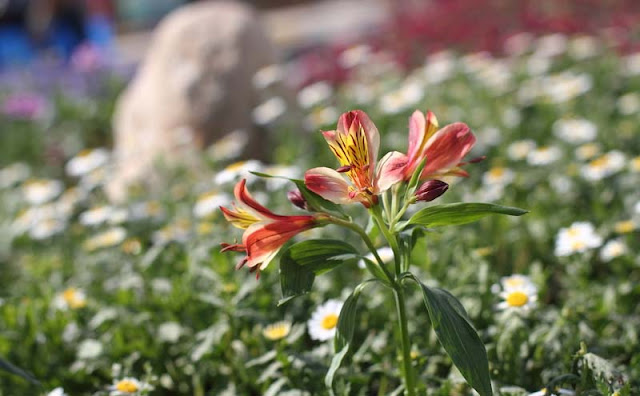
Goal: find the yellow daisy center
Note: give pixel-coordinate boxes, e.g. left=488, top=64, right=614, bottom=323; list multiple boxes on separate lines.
left=115, top=379, right=139, bottom=393
left=225, top=161, right=247, bottom=171
left=506, top=291, right=528, bottom=307
left=489, top=167, right=505, bottom=177
left=631, top=157, right=640, bottom=172
left=571, top=240, right=586, bottom=250
left=77, top=149, right=93, bottom=158
left=589, top=156, right=608, bottom=169
left=321, top=313, right=339, bottom=330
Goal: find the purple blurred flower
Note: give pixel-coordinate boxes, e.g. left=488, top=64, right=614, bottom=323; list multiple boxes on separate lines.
left=2, top=93, right=50, bottom=120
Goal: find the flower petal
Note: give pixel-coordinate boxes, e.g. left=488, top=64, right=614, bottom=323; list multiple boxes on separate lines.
left=375, top=151, right=408, bottom=192
left=233, top=179, right=281, bottom=221
left=405, top=110, right=439, bottom=179
left=243, top=217, right=315, bottom=268
left=422, top=122, right=475, bottom=178
left=304, top=167, right=352, bottom=204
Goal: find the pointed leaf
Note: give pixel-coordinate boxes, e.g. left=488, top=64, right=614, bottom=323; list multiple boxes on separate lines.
left=278, top=249, right=315, bottom=306
left=0, top=357, right=40, bottom=385
left=406, top=275, right=492, bottom=396
left=408, top=202, right=527, bottom=227
left=289, top=239, right=359, bottom=274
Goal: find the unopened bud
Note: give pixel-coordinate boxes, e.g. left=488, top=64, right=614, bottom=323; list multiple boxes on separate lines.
left=287, top=189, right=308, bottom=210
left=415, top=180, right=448, bottom=202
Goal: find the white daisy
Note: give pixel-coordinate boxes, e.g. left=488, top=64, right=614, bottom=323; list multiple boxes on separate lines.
left=263, top=165, right=300, bottom=191
left=422, top=50, right=456, bottom=85
left=79, top=205, right=115, bottom=227
left=0, top=162, right=30, bottom=189
left=297, top=81, right=333, bottom=109
left=553, top=118, right=597, bottom=144
left=358, top=247, right=394, bottom=269
left=555, top=221, right=603, bottom=256
left=214, top=160, right=262, bottom=185
left=534, top=33, right=568, bottom=58
left=193, top=191, right=231, bottom=219
left=599, top=239, right=628, bottom=262
left=338, top=44, right=371, bottom=69
left=109, top=377, right=152, bottom=395
left=77, top=339, right=103, bottom=360
left=527, top=146, right=562, bottom=166
left=306, top=106, right=339, bottom=128
left=308, top=299, right=344, bottom=341
left=495, top=274, right=537, bottom=294
left=580, top=151, right=625, bottom=181
left=65, top=148, right=109, bottom=177
left=502, top=107, right=522, bottom=128
left=528, top=388, right=575, bottom=396
left=129, top=200, right=165, bottom=221
left=22, top=179, right=64, bottom=205
left=504, top=32, right=533, bottom=56
left=542, top=72, right=592, bottom=103
left=507, top=140, right=536, bottom=161
left=497, top=282, right=538, bottom=313
left=152, top=220, right=191, bottom=245
left=622, top=52, right=640, bottom=76
left=252, top=96, right=286, bottom=126
left=568, top=35, right=599, bottom=60
left=157, top=322, right=183, bottom=343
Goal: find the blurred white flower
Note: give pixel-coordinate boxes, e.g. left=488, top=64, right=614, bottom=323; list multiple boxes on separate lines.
left=158, top=322, right=183, bottom=343
left=297, top=81, right=333, bottom=108
left=622, top=52, right=640, bottom=76
left=47, top=387, right=67, bottom=396
left=358, top=246, right=394, bottom=269
left=575, top=143, right=601, bottom=161
left=617, top=93, right=640, bottom=115
left=263, top=320, right=292, bottom=341
left=580, top=151, right=625, bottom=181
left=84, top=227, right=127, bottom=251
left=338, top=44, right=371, bottom=69
left=507, top=140, right=536, bottom=161
left=553, top=118, right=597, bottom=144
left=543, top=72, right=592, bottom=103
left=422, top=50, right=456, bottom=84
left=534, top=33, right=568, bottom=58
left=379, top=80, right=424, bottom=114
left=22, top=179, right=64, bottom=205
left=193, top=191, right=230, bottom=218
left=208, top=130, right=249, bottom=162
left=30, top=218, right=66, bottom=240
left=483, top=167, right=515, bottom=187
left=252, top=97, right=286, bottom=125
left=600, top=239, right=628, bottom=262
left=308, top=299, right=343, bottom=341
left=527, top=146, right=562, bottom=166
left=252, top=64, right=284, bottom=90
left=568, top=35, right=599, bottom=60
left=77, top=339, right=103, bottom=360
left=65, top=148, right=109, bottom=177
left=555, top=222, right=602, bottom=256
left=263, top=165, right=300, bottom=191
left=0, top=162, right=30, bottom=189
left=79, top=205, right=115, bottom=227
left=53, top=288, right=87, bottom=310
left=129, top=200, right=165, bottom=221
left=502, top=107, right=521, bottom=128
left=214, top=160, right=262, bottom=185
left=306, top=106, right=339, bottom=128
left=152, top=220, right=191, bottom=245
left=504, top=32, right=533, bottom=56
left=526, top=56, right=551, bottom=76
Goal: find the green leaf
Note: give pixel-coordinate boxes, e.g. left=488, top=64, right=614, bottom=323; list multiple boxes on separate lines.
left=325, top=280, right=378, bottom=395
left=288, top=239, right=359, bottom=275
left=406, top=275, right=492, bottom=396
left=0, top=357, right=40, bottom=385
left=408, top=202, right=528, bottom=227
left=279, top=240, right=359, bottom=305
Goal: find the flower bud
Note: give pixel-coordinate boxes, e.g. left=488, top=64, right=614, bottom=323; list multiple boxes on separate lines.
left=287, top=189, right=308, bottom=210
left=415, top=180, right=448, bottom=202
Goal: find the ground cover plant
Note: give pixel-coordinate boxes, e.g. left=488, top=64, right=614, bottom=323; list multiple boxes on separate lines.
left=1, top=31, right=639, bottom=395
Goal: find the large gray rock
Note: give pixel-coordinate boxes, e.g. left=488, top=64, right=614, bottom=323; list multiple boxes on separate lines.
left=108, top=0, right=276, bottom=200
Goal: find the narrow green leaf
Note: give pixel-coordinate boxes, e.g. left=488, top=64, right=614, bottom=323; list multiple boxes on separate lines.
left=0, top=357, right=40, bottom=385
left=279, top=240, right=359, bottom=305
left=326, top=280, right=378, bottom=394
left=408, top=202, right=528, bottom=227
left=406, top=275, right=492, bottom=396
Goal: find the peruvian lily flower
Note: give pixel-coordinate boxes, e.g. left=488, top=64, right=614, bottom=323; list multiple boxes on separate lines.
left=220, top=179, right=320, bottom=276
left=402, top=110, right=476, bottom=180
left=304, top=110, right=405, bottom=207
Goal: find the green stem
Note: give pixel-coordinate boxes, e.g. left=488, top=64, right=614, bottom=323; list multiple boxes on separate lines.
left=370, top=205, right=402, bottom=277
left=325, top=216, right=395, bottom=284
left=394, top=286, right=416, bottom=396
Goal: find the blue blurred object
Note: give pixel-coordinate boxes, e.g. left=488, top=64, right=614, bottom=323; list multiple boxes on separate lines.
left=0, top=26, right=34, bottom=66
